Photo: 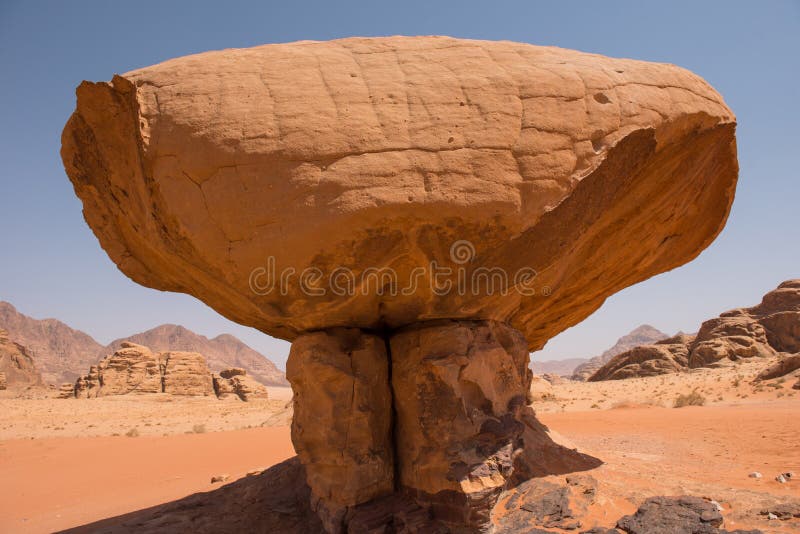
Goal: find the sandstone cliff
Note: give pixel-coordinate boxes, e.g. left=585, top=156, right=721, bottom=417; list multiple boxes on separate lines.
left=106, top=324, right=286, bottom=386
left=0, top=328, right=43, bottom=388
left=0, top=301, right=102, bottom=384
left=571, top=325, right=669, bottom=380
left=590, top=280, right=800, bottom=381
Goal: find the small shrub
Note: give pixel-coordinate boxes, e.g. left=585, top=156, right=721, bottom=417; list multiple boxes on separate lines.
left=590, top=403, right=600, bottom=409
left=192, top=424, right=206, bottom=434
left=125, top=427, right=140, bottom=438
left=673, top=390, right=706, bottom=408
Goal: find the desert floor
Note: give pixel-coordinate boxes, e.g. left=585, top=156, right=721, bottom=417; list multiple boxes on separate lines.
left=0, top=360, right=798, bottom=533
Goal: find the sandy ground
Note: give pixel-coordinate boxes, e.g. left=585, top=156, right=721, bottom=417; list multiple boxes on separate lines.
left=0, top=361, right=798, bottom=533
left=538, top=402, right=800, bottom=532
left=0, top=427, right=294, bottom=533
left=532, top=355, right=799, bottom=412
left=0, top=386, right=294, bottom=439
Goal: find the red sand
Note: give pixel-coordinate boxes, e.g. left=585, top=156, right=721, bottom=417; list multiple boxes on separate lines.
left=0, top=427, right=294, bottom=533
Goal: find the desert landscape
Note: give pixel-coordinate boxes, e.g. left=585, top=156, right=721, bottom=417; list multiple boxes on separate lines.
left=1, top=3, right=799, bottom=534
left=1, top=282, right=799, bottom=533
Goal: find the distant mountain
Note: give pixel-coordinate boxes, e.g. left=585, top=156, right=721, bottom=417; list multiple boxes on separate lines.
left=0, top=301, right=103, bottom=384
left=530, top=357, right=589, bottom=377
left=571, top=325, right=669, bottom=381
left=105, top=324, right=287, bottom=386
left=0, top=301, right=287, bottom=387
left=0, top=328, right=42, bottom=387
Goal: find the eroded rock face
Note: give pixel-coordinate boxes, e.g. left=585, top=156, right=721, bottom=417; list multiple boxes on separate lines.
left=391, top=320, right=530, bottom=530
left=588, top=343, right=689, bottom=381
left=93, top=342, right=162, bottom=396
left=286, top=329, right=394, bottom=532
left=213, top=368, right=270, bottom=401
left=72, top=342, right=215, bottom=397
left=62, top=36, right=737, bottom=352
left=161, top=351, right=214, bottom=396
left=591, top=281, right=800, bottom=381
left=0, top=329, right=42, bottom=388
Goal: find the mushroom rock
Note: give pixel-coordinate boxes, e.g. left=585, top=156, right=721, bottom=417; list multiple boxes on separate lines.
left=61, top=36, right=738, bottom=532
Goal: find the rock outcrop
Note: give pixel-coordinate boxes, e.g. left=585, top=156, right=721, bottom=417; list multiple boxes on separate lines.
left=588, top=340, right=690, bottom=381
left=615, top=496, right=761, bottom=534
left=0, top=372, right=6, bottom=390
left=0, top=301, right=104, bottom=384
left=754, top=354, right=800, bottom=382
left=572, top=325, right=669, bottom=380
left=62, top=36, right=738, bottom=532
left=213, top=368, right=270, bottom=400
left=591, top=281, right=800, bottom=381
left=0, top=328, right=42, bottom=388
left=106, top=324, right=287, bottom=386
left=162, top=351, right=215, bottom=396
left=287, top=329, right=394, bottom=532
left=73, top=342, right=214, bottom=397
left=0, top=301, right=286, bottom=386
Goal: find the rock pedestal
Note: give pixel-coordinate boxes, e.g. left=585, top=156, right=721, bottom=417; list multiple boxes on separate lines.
left=287, top=321, right=537, bottom=532
left=391, top=320, right=530, bottom=530
left=286, top=328, right=394, bottom=533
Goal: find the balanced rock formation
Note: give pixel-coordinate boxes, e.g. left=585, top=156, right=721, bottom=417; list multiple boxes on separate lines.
left=0, top=329, right=42, bottom=388
left=571, top=325, right=669, bottom=381
left=591, top=281, right=800, bottom=381
left=62, top=36, right=738, bottom=532
left=213, top=368, right=270, bottom=400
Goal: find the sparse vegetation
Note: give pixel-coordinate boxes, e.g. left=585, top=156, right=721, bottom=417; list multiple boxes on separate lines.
left=125, top=427, right=140, bottom=438
left=192, top=424, right=206, bottom=434
left=673, top=390, right=706, bottom=408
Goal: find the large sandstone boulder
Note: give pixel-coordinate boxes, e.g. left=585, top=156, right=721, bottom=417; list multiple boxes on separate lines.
left=213, top=368, right=270, bottom=401
left=93, top=342, right=163, bottom=396
left=62, top=36, right=738, bottom=532
left=571, top=325, right=669, bottom=381
left=0, top=329, right=43, bottom=388
left=588, top=343, right=689, bottom=381
left=161, top=351, right=215, bottom=396
left=590, top=281, right=800, bottom=381
left=62, top=36, right=736, bottom=351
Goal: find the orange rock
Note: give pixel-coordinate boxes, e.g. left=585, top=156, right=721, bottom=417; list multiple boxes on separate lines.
left=286, top=329, right=394, bottom=532
left=390, top=320, right=531, bottom=529
left=61, top=36, right=740, bottom=532
left=61, top=36, right=737, bottom=351
left=0, top=329, right=42, bottom=388
left=161, top=351, right=215, bottom=396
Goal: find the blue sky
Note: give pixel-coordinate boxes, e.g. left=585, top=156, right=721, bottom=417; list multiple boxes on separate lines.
left=0, top=1, right=797, bottom=368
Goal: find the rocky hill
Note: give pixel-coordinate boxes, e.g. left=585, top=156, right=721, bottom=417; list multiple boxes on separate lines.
left=0, top=302, right=286, bottom=386
left=105, top=325, right=287, bottom=386
left=0, top=302, right=103, bottom=384
left=530, top=357, right=589, bottom=377
left=0, top=328, right=42, bottom=388
left=590, top=280, right=800, bottom=381
left=571, top=325, right=669, bottom=381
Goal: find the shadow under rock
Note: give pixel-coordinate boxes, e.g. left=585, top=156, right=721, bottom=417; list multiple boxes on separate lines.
left=61, top=414, right=602, bottom=534
left=59, top=457, right=325, bottom=534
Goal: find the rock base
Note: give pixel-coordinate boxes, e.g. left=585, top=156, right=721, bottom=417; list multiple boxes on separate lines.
left=286, top=320, right=600, bottom=533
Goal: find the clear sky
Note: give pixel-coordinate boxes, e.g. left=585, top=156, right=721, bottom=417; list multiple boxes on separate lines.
left=0, top=1, right=797, bottom=368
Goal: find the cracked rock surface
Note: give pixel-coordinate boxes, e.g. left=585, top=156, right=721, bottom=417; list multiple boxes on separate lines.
left=62, top=36, right=737, bottom=349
